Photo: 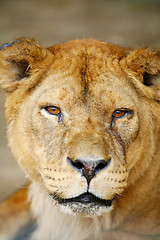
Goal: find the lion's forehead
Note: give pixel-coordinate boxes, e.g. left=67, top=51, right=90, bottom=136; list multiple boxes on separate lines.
left=34, top=71, right=136, bottom=114
left=36, top=45, right=136, bottom=109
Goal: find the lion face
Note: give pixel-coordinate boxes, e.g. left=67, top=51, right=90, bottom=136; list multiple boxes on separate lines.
left=21, top=70, right=136, bottom=215
left=0, top=39, right=160, bottom=217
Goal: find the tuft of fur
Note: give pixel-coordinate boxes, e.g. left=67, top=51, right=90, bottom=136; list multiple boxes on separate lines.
left=29, top=182, right=107, bottom=240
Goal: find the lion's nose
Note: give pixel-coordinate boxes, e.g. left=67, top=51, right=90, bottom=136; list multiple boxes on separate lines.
left=67, top=157, right=111, bottom=185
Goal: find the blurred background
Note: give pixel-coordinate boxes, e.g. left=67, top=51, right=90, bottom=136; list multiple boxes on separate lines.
left=0, top=0, right=160, bottom=202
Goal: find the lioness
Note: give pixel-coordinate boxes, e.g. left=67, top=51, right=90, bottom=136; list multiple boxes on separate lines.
left=0, top=38, right=160, bottom=240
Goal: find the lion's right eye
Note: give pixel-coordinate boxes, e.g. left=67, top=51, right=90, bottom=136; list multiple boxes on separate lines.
left=112, top=109, right=126, bottom=118
left=44, top=106, right=61, bottom=116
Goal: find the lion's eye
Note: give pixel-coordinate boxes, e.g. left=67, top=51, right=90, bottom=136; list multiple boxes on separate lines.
left=112, top=109, right=126, bottom=118
left=45, top=106, right=61, bottom=115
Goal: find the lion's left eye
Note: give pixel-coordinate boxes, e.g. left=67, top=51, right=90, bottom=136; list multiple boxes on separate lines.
left=112, top=109, right=126, bottom=118
left=45, top=106, right=61, bottom=115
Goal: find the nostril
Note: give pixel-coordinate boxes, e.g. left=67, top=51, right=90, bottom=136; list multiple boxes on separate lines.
left=67, top=157, right=85, bottom=173
left=95, top=158, right=111, bottom=174
left=72, top=160, right=85, bottom=171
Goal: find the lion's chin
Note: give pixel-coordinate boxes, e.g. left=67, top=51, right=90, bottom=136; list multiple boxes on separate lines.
left=59, top=202, right=113, bottom=217
left=52, top=192, right=114, bottom=217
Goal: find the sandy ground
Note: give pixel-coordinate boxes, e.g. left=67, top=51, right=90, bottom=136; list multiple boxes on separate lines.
left=0, top=0, right=160, bottom=202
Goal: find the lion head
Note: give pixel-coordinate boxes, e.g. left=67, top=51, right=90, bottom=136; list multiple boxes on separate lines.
left=0, top=38, right=160, bottom=218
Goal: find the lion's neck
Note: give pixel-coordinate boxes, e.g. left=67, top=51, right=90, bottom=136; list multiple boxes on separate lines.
left=28, top=181, right=112, bottom=240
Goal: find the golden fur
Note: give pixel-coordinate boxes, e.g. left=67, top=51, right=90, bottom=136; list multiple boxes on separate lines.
left=0, top=38, right=160, bottom=239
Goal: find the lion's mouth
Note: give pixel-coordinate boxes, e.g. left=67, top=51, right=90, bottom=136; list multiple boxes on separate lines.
left=53, top=192, right=114, bottom=207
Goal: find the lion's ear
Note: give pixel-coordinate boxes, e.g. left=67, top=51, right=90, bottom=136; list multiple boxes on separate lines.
left=126, top=47, right=160, bottom=100
left=0, top=38, right=50, bottom=92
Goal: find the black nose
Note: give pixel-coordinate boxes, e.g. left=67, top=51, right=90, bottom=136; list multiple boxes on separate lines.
left=67, top=157, right=111, bottom=185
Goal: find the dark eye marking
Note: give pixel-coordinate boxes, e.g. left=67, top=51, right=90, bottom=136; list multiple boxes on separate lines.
left=111, top=109, right=134, bottom=130
left=42, top=105, right=63, bottom=123
left=110, top=109, right=134, bottom=161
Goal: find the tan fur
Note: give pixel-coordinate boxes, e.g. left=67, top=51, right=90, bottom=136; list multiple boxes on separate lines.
left=0, top=187, right=31, bottom=240
left=0, top=38, right=160, bottom=239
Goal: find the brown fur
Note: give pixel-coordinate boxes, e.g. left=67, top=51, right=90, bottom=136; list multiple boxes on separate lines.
left=0, top=187, right=30, bottom=239
left=0, top=38, right=160, bottom=239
